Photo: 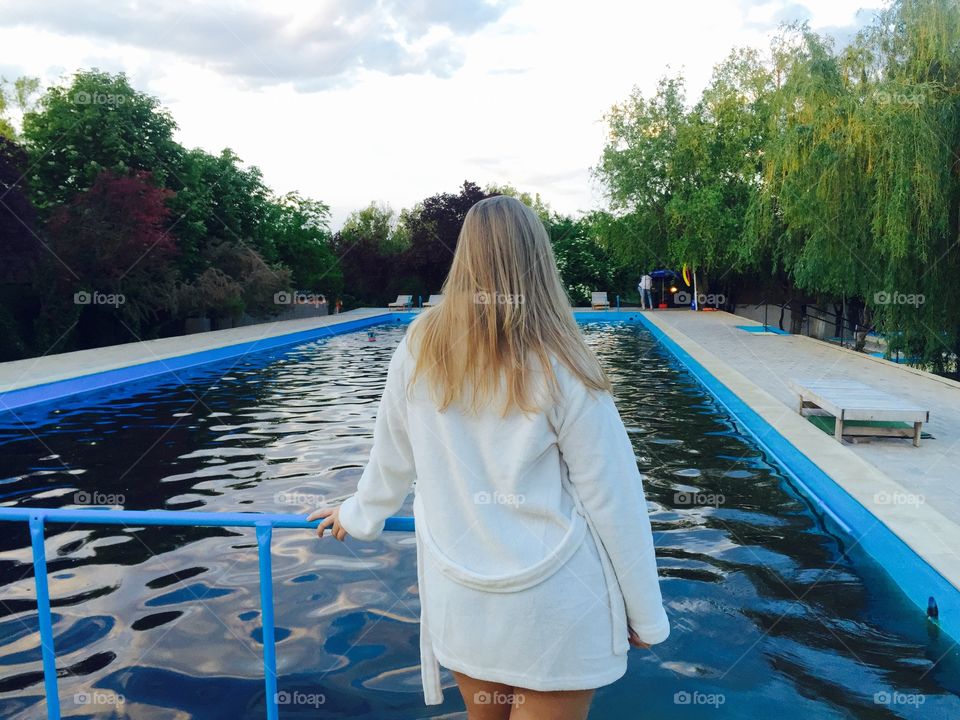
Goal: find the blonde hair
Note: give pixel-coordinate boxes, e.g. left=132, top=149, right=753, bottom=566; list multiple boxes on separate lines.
left=407, top=195, right=611, bottom=416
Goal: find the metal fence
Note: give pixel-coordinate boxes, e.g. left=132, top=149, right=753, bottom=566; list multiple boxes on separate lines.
left=0, top=506, right=415, bottom=720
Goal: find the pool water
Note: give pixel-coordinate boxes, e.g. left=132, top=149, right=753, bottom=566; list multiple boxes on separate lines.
left=0, top=321, right=958, bottom=719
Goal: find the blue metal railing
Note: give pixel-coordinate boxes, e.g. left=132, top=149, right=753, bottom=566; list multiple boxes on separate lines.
left=0, top=506, right=415, bottom=720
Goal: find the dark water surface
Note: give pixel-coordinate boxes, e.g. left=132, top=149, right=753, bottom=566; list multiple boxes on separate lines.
left=0, top=322, right=957, bottom=719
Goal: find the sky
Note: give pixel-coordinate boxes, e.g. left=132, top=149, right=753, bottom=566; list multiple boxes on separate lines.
left=0, top=0, right=879, bottom=229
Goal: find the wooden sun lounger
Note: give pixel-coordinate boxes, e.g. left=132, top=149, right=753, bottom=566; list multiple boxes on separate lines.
left=788, top=378, right=930, bottom=446
left=591, top=292, right=610, bottom=310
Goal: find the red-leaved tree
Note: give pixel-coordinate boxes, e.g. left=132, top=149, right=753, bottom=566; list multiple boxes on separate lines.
left=38, top=170, right=180, bottom=349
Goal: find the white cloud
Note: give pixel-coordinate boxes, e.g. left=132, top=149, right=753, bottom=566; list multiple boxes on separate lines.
left=0, top=0, right=875, bottom=228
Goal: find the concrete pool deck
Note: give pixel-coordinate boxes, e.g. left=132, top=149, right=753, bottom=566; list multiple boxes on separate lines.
left=0, top=308, right=391, bottom=395
left=631, top=308, right=960, bottom=600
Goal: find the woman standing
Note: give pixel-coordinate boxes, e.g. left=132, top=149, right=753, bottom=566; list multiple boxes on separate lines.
left=310, top=195, right=670, bottom=719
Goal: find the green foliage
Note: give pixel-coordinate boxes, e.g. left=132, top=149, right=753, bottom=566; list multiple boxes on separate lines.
left=0, top=75, right=40, bottom=139
left=398, top=181, right=489, bottom=293
left=333, top=202, right=405, bottom=305
left=547, top=215, right=620, bottom=306
left=5, top=69, right=341, bottom=356
left=270, top=192, right=343, bottom=300
left=166, top=147, right=279, bottom=272
left=595, top=0, right=960, bottom=373
left=484, top=183, right=552, bottom=224
left=42, top=170, right=179, bottom=346
left=330, top=189, right=633, bottom=309
left=22, top=70, right=181, bottom=209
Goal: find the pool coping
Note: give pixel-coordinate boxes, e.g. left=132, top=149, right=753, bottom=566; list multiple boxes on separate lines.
left=628, top=309, right=959, bottom=643
left=2, top=307, right=957, bottom=642
left=0, top=309, right=401, bottom=412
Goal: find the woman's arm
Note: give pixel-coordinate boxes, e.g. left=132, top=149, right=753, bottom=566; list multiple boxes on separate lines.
left=551, top=364, right=670, bottom=645
left=318, top=338, right=417, bottom=541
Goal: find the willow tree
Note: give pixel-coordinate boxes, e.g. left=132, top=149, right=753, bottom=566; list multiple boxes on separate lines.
left=598, top=0, right=958, bottom=370
left=745, top=26, right=877, bottom=327
left=751, top=1, right=960, bottom=369
left=864, top=0, right=960, bottom=369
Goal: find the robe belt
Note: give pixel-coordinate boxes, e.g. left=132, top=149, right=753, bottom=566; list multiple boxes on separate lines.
left=413, top=479, right=625, bottom=706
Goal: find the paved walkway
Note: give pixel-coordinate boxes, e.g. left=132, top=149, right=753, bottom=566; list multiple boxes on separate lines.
left=0, top=308, right=391, bottom=393
left=641, top=308, right=960, bottom=593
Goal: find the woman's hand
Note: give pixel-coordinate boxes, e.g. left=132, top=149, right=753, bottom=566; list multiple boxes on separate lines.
left=307, top=506, right=348, bottom=541
left=628, top=627, right=650, bottom=650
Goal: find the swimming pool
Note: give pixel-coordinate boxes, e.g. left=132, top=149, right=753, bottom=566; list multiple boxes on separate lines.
left=1, top=321, right=958, bottom=718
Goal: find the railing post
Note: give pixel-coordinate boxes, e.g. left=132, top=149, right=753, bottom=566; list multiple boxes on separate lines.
left=29, top=513, right=61, bottom=720
left=256, top=522, right=279, bottom=720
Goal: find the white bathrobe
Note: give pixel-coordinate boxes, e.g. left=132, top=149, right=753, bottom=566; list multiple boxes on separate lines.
left=337, top=335, right=670, bottom=705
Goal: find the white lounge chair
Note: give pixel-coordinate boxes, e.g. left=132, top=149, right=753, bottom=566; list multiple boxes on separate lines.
left=591, top=292, right=610, bottom=310
left=388, top=295, right=412, bottom=311
left=789, top=378, right=930, bottom=446
left=423, top=294, right=444, bottom=307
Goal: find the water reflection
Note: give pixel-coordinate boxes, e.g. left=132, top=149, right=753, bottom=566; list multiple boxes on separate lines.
left=0, top=323, right=957, bottom=718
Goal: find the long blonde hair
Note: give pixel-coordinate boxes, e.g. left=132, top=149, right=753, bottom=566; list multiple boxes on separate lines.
left=407, top=195, right=611, bottom=416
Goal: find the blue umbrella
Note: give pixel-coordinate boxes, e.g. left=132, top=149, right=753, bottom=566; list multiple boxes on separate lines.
left=646, top=269, right=680, bottom=307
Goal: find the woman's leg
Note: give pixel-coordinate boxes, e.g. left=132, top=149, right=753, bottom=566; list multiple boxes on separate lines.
left=509, top=687, right=595, bottom=720
left=452, top=670, right=515, bottom=720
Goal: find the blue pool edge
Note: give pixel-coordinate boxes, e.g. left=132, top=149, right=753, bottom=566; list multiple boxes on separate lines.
left=633, top=311, right=958, bottom=644
left=0, top=313, right=401, bottom=413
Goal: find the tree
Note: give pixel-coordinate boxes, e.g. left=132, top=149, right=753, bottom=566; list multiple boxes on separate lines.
left=548, top=215, right=621, bottom=306
left=3, top=70, right=344, bottom=356
left=752, top=6, right=960, bottom=369
left=484, top=183, right=552, bottom=224
left=40, top=170, right=179, bottom=349
left=0, top=75, right=41, bottom=139
left=594, top=75, right=686, bottom=272
left=199, top=240, right=291, bottom=321
left=22, top=70, right=181, bottom=210
left=670, top=48, right=773, bottom=275
left=0, top=137, right=39, bottom=281
left=595, top=0, right=960, bottom=374
left=332, top=202, right=405, bottom=306
left=270, top=192, right=343, bottom=301
left=400, top=181, right=490, bottom=293
left=0, top=137, right=41, bottom=359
